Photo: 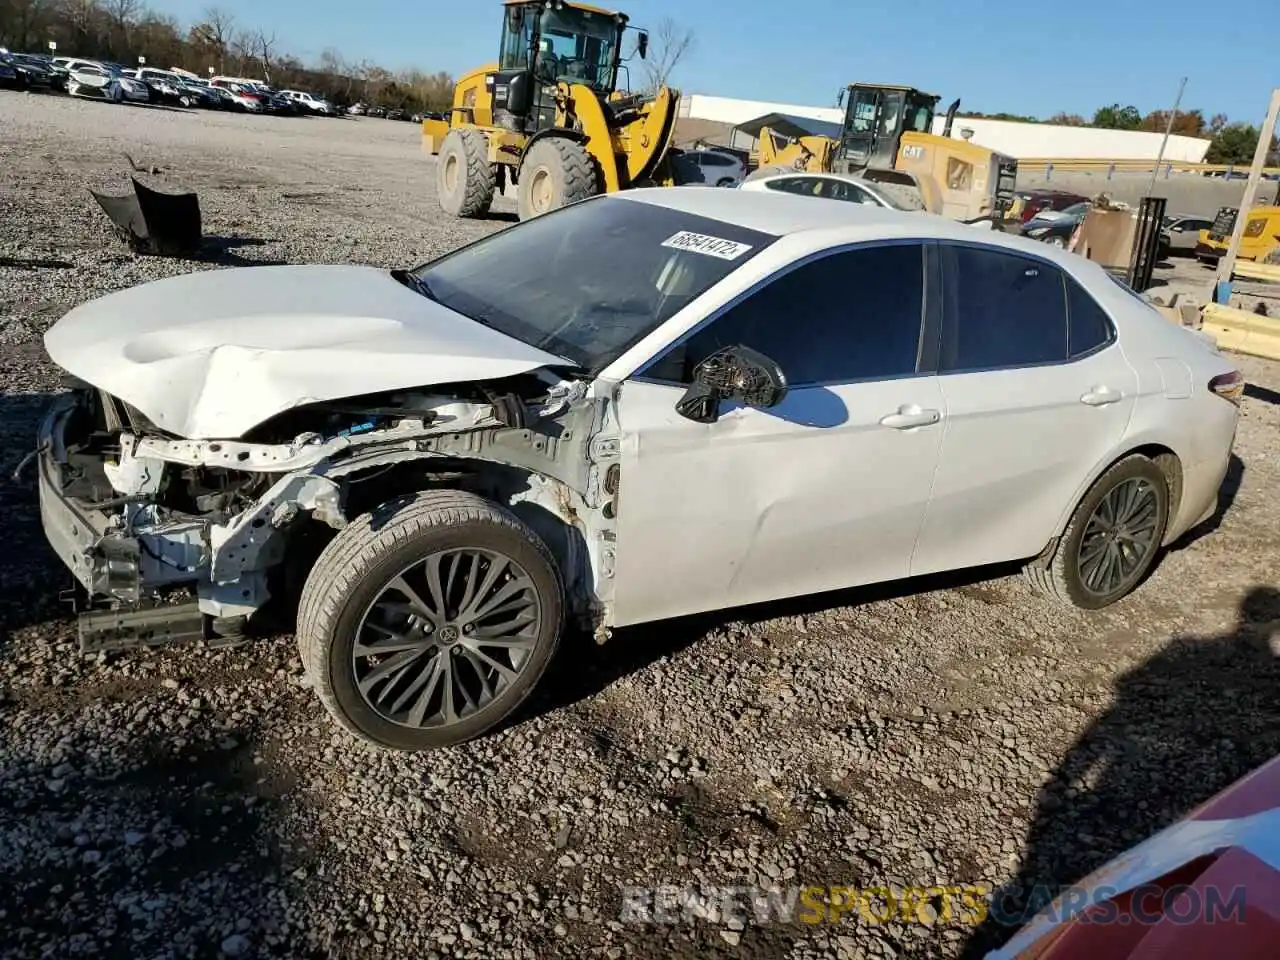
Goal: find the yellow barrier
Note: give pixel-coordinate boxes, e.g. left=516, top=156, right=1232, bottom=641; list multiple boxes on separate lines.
left=1200, top=303, right=1280, bottom=361
left=1233, top=261, right=1280, bottom=284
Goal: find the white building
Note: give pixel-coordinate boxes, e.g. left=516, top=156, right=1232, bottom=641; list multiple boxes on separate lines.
left=678, top=94, right=1213, bottom=164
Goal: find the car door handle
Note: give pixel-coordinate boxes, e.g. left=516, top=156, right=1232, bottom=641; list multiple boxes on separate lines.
left=1080, top=386, right=1124, bottom=407
left=879, top=406, right=942, bottom=430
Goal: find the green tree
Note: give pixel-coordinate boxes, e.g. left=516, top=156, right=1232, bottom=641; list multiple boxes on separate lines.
left=1091, top=103, right=1142, bottom=130
left=1205, top=122, right=1280, bottom=165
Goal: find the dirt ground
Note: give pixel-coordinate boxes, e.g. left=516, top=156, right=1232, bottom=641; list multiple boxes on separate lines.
left=1, top=93, right=1278, bottom=960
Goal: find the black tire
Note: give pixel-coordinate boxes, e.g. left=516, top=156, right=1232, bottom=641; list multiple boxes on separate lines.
left=716, top=177, right=737, bottom=188
left=437, top=128, right=495, bottom=218
left=516, top=137, right=597, bottom=221
left=296, top=489, right=565, bottom=751
left=1024, top=455, right=1170, bottom=610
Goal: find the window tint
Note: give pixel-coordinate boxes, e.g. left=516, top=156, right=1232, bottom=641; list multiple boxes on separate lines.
left=1065, top=277, right=1114, bottom=357
left=942, top=245, right=1068, bottom=371
left=654, top=244, right=926, bottom=386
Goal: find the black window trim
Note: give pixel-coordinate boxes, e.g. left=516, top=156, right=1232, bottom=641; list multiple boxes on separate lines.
left=935, top=239, right=1118, bottom=377
left=627, top=237, right=942, bottom=391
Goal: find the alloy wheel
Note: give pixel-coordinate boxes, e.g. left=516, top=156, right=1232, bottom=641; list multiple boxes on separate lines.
left=352, top=548, right=542, bottom=730
left=1076, top=477, right=1160, bottom=597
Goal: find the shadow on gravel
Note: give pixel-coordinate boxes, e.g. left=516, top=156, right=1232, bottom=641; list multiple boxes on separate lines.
left=0, top=389, right=71, bottom=643
left=0, top=256, right=75, bottom=270
left=959, top=585, right=1280, bottom=958
left=0, top=718, right=310, bottom=959
left=1245, top=382, right=1280, bottom=406
left=522, top=561, right=1025, bottom=729
left=186, top=236, right=288, bottom=268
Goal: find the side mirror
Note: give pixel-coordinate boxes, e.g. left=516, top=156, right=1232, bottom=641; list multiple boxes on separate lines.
left=675, top=345, right=788, bottom=424
left=837, top=87, right=846, bottom=108
left=637, top=32, right=649, bottom=59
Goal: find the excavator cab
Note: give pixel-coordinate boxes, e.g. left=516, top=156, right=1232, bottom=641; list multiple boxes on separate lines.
left=492, top=1, right=634, bottom=134
left=834, top=84, right=947, bottom=175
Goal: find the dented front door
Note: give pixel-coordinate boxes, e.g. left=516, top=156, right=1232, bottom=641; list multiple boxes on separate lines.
left=608, top=377, right=946, bottom=628
left=605, top=240, right=947, bottom=628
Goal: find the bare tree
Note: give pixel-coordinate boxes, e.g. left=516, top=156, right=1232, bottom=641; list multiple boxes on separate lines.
left=640, top=17, right=695, bottom=92
left=196, top=6, right=236, bottom=73
left=253, top=27, right=277, bottom=82
left=103, top=0, right=142, bottom=51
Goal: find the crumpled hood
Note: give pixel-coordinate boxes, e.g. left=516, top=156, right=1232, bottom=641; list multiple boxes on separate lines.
left=44, top=264, right=570, bottom=439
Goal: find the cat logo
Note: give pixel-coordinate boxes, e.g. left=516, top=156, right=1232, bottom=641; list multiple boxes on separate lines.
left=902, top=145, right=926, bottom=160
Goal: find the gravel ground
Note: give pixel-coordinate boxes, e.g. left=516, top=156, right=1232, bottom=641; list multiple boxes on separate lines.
left=2, top=92, right=1279, bottom=960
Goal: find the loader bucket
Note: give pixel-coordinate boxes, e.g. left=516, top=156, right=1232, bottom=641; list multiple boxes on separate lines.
left=90, top=177, right=203, bottom=256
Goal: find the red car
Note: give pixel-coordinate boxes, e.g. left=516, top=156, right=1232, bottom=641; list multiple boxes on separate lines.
left=989, top=753, right=1280, bottom=958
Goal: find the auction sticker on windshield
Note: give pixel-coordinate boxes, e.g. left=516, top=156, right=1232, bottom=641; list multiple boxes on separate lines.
left=661, top=231, right=753, bottom=260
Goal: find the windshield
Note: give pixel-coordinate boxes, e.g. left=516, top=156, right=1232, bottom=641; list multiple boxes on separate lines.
left=535, top=7, right=620, bottom=89
left=410, top=196, right=777, bottom=373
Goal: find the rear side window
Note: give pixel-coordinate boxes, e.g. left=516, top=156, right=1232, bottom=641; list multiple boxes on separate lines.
left=941, top=245, right=1068, bottom=371
left=1065, top=277, right=1115, bottom=357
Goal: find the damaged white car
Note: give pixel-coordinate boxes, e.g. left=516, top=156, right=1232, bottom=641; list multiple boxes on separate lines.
left=36, top=188, right=1241, bottom=750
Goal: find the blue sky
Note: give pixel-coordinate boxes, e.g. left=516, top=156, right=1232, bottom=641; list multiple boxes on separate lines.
left=163, top=0, right=1276, bottom=123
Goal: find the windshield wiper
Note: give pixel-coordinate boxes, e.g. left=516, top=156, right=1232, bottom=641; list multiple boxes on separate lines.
left=391, top=269, right=438, bottom=302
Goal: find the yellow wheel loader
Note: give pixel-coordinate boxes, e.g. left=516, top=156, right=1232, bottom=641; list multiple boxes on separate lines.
left=751, top=83, right=1019, bottom=225
left=421, top=0, right=682, bottom=221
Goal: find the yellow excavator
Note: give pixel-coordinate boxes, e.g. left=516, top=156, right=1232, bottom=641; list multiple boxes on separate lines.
left=421, top=0, right=681, bottom=221
left=751, top=83, right=1019, bottom=224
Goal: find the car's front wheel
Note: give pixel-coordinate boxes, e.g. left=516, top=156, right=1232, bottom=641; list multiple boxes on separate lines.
left=1025, top=455, right=1170, bottom=610
left=297, top=489, right=565, bottom=750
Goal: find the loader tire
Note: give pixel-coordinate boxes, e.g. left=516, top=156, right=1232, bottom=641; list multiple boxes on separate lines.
left=517, top=137, right=598, bottom=221
left=438, top=128, right=495, bottom=218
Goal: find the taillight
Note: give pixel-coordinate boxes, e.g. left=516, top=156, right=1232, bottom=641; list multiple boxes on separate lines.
left=1209, top=370, right=1244, bottom=405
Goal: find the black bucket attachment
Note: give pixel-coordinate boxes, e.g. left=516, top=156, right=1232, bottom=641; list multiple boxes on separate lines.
left=90, top=176, right=203, bottom=256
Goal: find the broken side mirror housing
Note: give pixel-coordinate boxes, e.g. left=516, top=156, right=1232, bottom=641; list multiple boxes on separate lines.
left=675, top=345, right=788, bottom=424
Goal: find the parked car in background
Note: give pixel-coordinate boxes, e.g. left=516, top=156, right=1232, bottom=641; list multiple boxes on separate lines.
left=1160, top=214, right=1214, bottom=256
left=0, top=53, right=19, bottom=89
left=1021, top=201, right=1092, bottom=247
left=64, top=61, right=127, bottom=102
left=280, top=89, right=335, bottom=115
left=209, top=79, right=265, bottom=112
left=35, top=189, right=1241, bottom=751
left=739, top=170, right=999, bottom=228
left=1009, top=189, right=1090, bottom=225
left=347, top=101, right=367, bottom=115
left=672, top=148, right=747, bottom=187
left=741, top=170, right=926, bottom=210
left=1, top=50, right=54, bottom=89
left=132, top=68, right=204, bottom=107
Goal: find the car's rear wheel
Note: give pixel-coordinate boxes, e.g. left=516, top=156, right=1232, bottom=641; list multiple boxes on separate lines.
left=1025, top=455, right=1170, bottom=610
left=297, top=489, right=565, bottom=750
left=1043, top=234, right=1067, bottom=248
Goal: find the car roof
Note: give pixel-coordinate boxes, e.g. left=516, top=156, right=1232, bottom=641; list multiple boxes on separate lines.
left=615, top=186, right=1023, bottom=243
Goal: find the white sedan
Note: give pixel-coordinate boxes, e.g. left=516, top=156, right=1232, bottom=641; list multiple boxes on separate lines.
left=65, top=61, right=149, bottom=103
left=35, top=188, right=1241, bottom=751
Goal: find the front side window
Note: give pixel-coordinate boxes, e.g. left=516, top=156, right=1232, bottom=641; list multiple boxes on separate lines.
left=411, top=197, right=776, bottom=374
left=646, top=243, right=927, bottom=387
left=940, top=245, right=1068, bottom=371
